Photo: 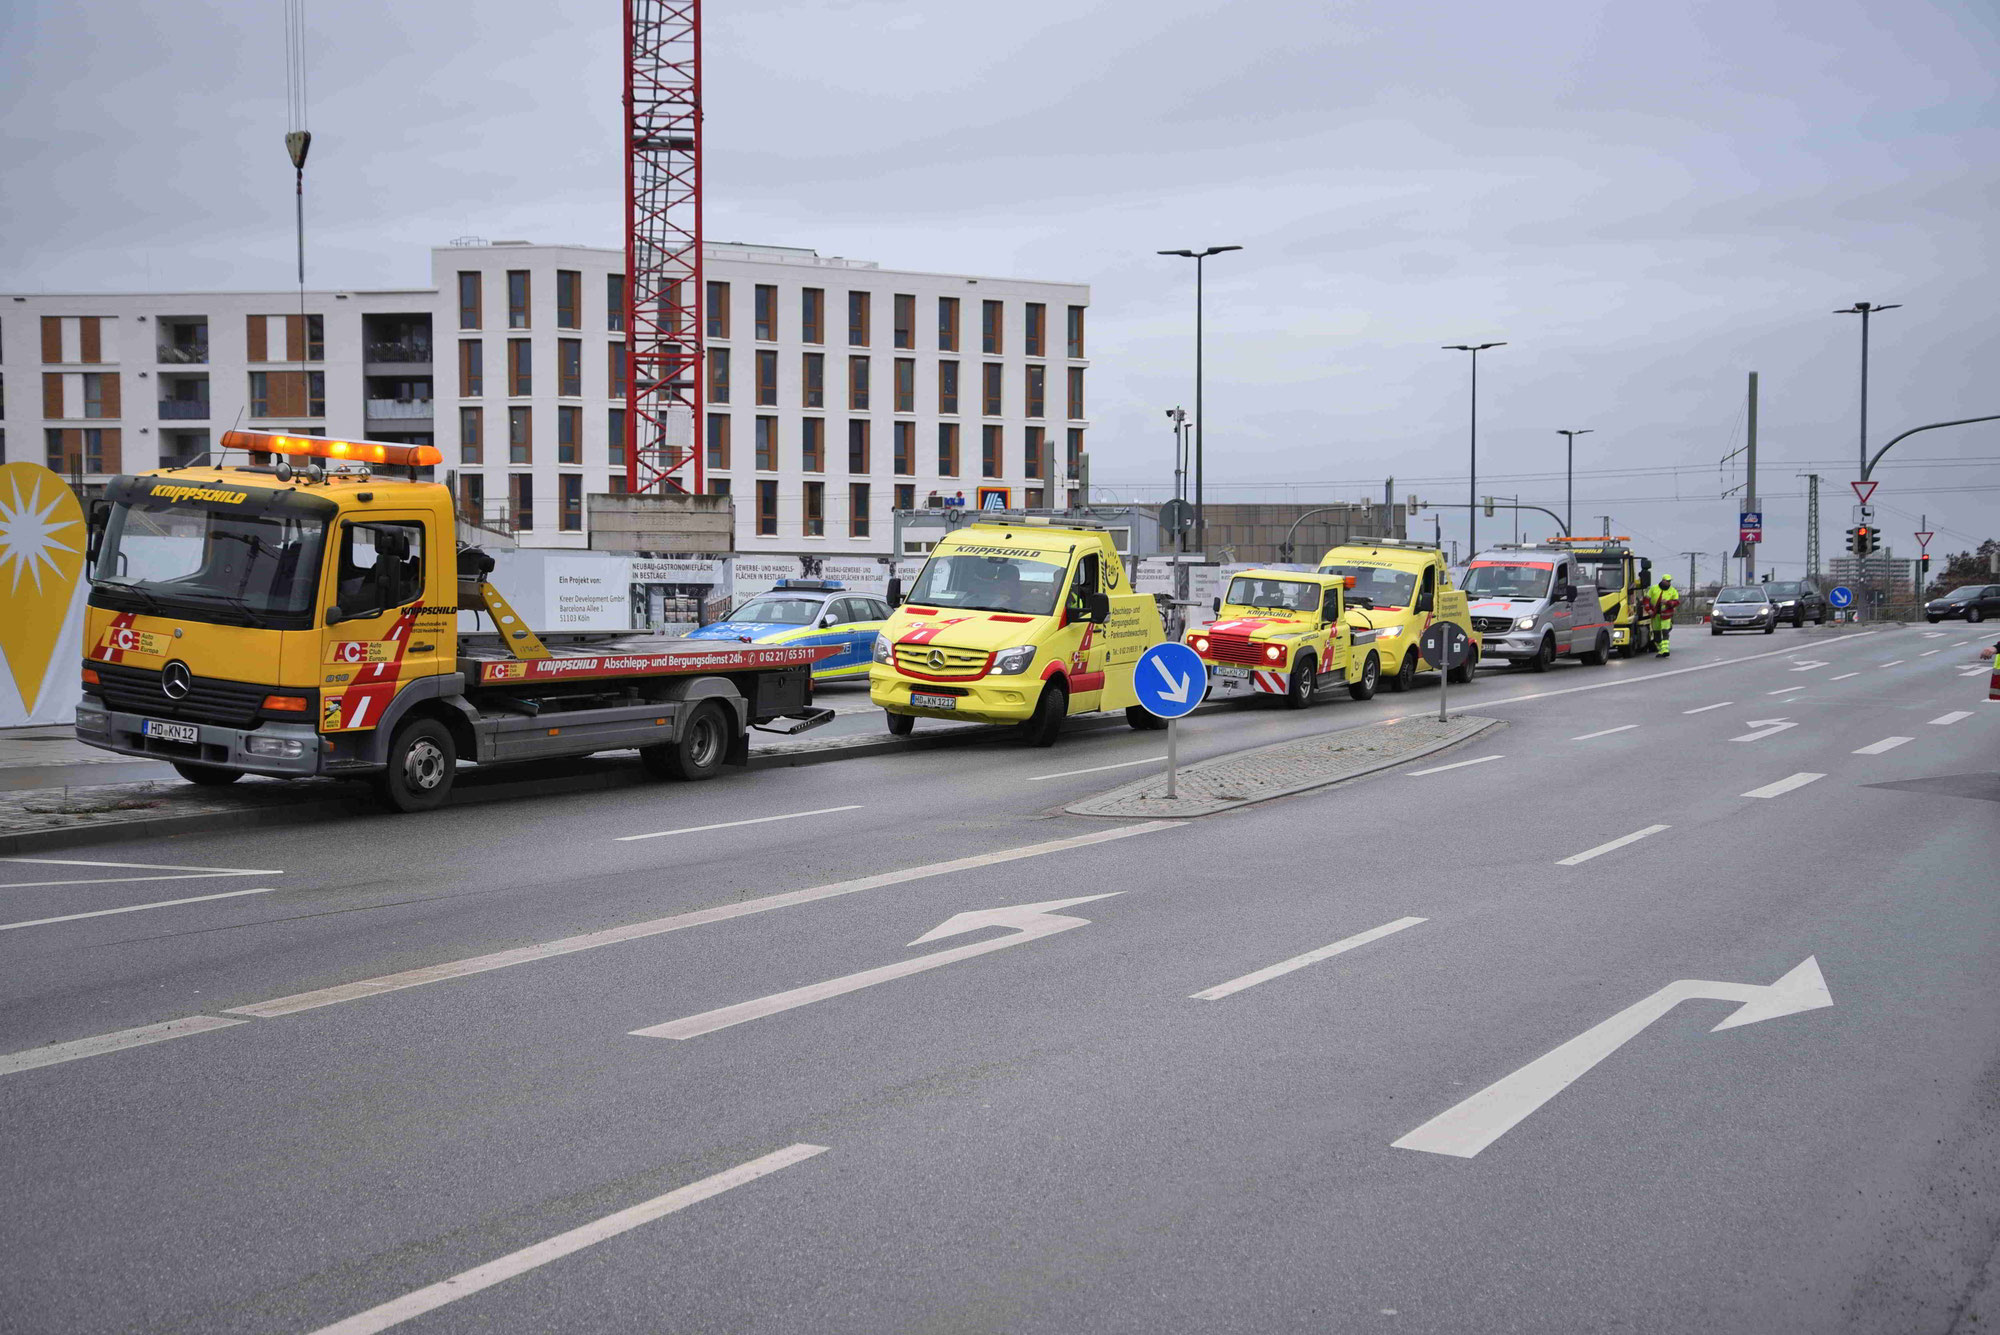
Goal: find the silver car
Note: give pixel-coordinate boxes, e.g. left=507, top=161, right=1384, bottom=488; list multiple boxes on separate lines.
left=1710, top=585, right=1777, bottom=634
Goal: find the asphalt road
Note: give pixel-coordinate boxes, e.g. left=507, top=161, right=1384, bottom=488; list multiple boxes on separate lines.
left=3, top=623, right=1996, bottom=1334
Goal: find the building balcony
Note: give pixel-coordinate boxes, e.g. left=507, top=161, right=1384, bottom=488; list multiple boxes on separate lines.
left=366, top=398, right=435, bottom=421
left=158, top=399, right=210, bottom=420
left=157, top=343, right=209, bottom=365
left=364, top=340, right=433, bottom=367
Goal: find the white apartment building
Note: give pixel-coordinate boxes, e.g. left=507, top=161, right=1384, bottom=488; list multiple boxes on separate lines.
left=1, top=241, right=1091, bottom=555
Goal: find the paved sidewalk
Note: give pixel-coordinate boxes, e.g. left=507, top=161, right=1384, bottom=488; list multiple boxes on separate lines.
left=1066, top=713, right=1502, bottom=819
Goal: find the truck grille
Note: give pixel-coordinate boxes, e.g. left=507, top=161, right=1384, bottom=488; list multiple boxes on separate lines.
left=893, top=643, right=993, bottom=679
left=1199, top=634, right=1269, bottom=667
left=89, top=660, right=269, bottom=728
left=1472, top=616, right=1515, bottom=635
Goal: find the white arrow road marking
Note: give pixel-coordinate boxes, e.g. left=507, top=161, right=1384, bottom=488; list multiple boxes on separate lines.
left=1191, top=917, right=1426, bottom=1000
left=1393, top=958, right=1833, bottom=1158
left=1683, top=701, right=1733, bottom=714
left=307, top=1144, right=827, bottom=1335
left=1152, top=656, right=1192, bottom=703
left=632, top=894, right=1122, bottom=1040
left=1742, top=772, right=1824, bottom=799
left=1571, top=725, right=1638, bottom=740
left=1930, top=711, right=1974, bottom=726
left=1730, top=718, right=1797, bottom=742
left=0, top=887, right=275, bottom=933
left=1409, top=754, right=1504, bottom=776
left=1854, top=737, right=1913, bottom=755
left=1557, top=825, right=1670, bottom=866
left=1789, top=660, right=1829, bottom=671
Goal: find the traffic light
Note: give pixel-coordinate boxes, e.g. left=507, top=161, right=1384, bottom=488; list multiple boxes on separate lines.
left=1845, top=527, right=1859, bottom=554
left=1921, top=553, right=1932, bottom=577
left=1847, top=525, right=1879, bottom=557
left=1483, top=496, right=1495, bottom=517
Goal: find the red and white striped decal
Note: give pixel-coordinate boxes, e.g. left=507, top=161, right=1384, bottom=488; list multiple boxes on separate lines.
left=91, top=612, right=139, bottom=664
left=323, top=605, right=422, bottom=733
left=1253, top=670, right=1288, bottom=694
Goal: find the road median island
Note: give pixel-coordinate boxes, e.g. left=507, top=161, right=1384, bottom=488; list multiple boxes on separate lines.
left=1065, top=714, right=1503, bottom=819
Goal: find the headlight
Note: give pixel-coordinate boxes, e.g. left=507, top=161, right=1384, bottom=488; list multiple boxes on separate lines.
left=1376, top=625, right=1403, bottom=638
left=245, top=736, right=304, bottom=759
left=990, top=644, right=1038, bottom=676
left=74, top=704, right=109, bottom=737
left=1265, top=644, right=1284, bottom=662
left=1516, top=616, right=1537, bottom=630
left=1193, top=636, right=1210, bottom=653
left=871, top=633, right=892, bottom=664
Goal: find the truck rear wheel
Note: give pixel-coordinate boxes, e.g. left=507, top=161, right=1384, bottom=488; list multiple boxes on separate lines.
left=641, top=701, right=731, bottom=781
left=1448, top=651, right=1477, bottom=684
left=376, top=718, right=456, bottom=813
left=1126, top=705, right=1169, bottom=731
left=885, top=711, right=915, bottom=736
left=1019, top=681, right=1068, bottom=747
left=1579, top=632, right=1610, bottom=667
left=1349, top=653, right=1380, bottom=701
left=172, top=762, right=243, bottom=787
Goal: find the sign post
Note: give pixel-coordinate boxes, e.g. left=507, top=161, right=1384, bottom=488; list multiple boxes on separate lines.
left=1133, top=642, right=1205, bottom=798
left=1419, top=621, right=1473, bottom=723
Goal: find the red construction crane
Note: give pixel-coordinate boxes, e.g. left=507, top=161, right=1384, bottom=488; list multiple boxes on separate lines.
left=623, top=0, right=703, bottom=494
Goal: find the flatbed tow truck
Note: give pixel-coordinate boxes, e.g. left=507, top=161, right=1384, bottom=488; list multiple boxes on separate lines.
left=74, top=430, right=833, bottom=812
left=1550, top=536, right=1656, bottom=658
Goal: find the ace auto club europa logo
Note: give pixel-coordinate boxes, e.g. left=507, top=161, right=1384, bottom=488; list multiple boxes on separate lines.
left=0, top=462, right=88, bottom=713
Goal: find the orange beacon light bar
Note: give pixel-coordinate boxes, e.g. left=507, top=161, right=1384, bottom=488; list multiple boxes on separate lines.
left=221, top=429, right=443, bottom=469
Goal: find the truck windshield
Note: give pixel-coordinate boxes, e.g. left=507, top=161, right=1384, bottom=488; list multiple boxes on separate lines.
left=1317, top=563, right=1418, bottom=610
left=1462, top=564, right=1553, bottom=599
left=907, top=552, right=1066, bottom=615
left=92, top=498, right=328, bottom=627
left=1577, top=560, right=1624, bottom=594
left=1224, top=577, right=1319, bottom=612
left=727, top=595, right=822, bottom=625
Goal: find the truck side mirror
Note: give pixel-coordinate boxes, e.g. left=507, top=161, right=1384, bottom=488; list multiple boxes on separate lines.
left=1089, top=592, right=1111, bottom=624
left=1212, top=596, right=1221, bottom=615
left=86, top=499, right=111, bottom=565
left=886, top=577, right=902, bottom=609
left=324, top=607, right=347, bottom=626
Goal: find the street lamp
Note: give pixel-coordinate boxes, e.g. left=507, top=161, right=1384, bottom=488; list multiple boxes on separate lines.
left=1159, top=245, right=1243, bottom=554
left=1835, top=301, right=1901, bottom=480
left=1556, top=428, right=1592, bottom=535
left=1443, top=342, right=1505, bottom=556
left=1165, top=406, right=1188, bottom=551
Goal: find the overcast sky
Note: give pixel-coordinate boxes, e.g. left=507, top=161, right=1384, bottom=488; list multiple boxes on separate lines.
left=4, top=0, right=1995, bottom=577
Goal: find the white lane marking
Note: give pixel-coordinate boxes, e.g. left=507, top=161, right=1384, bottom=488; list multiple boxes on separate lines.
left=1027, top=755, right=1165, bottom=782
left=1830, top=672, right=1860, bottom=681
left=1571, top=725, right=1638, bottom=740
left=1920, top=650, right=1941, bottom=657
left=1954, top=640, right=1970, bottom=647
left=1731, top=718, right=1797, bottom=742
left=307, top=1145, right=827, bottom=1335
left=1853, top=737, right=1912, bottom=755
left=0, top=1015, right=247, bottom=1077
left=1924, top=632, right=1947, bottom=638
left=1880, top=660, right=1905, bottom=668
left=1767, top=686, right=1804, bottom=695
left=0, top=887, right=275, bottom=933
left=225, top=821, right=1183, bottom=1019
left=1469, top=633, right=1881, bottom=709
left=1789, top=660, right=1828, bottom=671
left=1742, top=772, right=1824, bottom=799
left=616, top=805, right=862, bottom=842
left=1409, top=754, right=1504, bottom=776
left=1556, top=825, right=1671, bottom=866
left=1964, top=667, right=1991, bottom=677
left=1683, top=701, right=1733, bottom=714
left=1190, top=917, right=1426, bottom=1000
left=0, top=858, right=282, bottom=889
left=1930, top=711, right=1974, bottom=726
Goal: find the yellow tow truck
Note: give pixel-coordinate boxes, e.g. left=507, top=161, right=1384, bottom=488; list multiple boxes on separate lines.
left=1550, top=536, right=1657, bottom=657
left=1314, top=538, right=1479, bottom=691
left=75, top=430, right=832, bottom=811
left=870, top=517, right=1169, bottom=745
left=1183, top=568, right=1383, bottom=707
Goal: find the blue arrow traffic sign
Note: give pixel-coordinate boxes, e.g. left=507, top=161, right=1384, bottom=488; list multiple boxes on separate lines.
left=1828, top=585, right=1854, bottom=608
left=1134, top=642, right=1205, bottom=719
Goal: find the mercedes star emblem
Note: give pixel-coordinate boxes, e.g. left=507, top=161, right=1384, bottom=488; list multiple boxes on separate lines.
left=161, top=661, right=193, bottom=700
left=927, top=648, right=947, bottom=669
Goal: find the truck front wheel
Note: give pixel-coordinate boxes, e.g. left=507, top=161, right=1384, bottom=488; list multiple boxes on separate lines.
left=885, top=711, right=915, bottom=736
left=1284, top=655, right=1318, bottom=709
left=377, top=718, right=456, bottom=813
left=642, top=701, right=731, bottom=781
left=1019, top=681, right=1068, bottom=747
left=173, top=762, right=243, bottom=787
left=1126, top=705, right=1169, bottom=731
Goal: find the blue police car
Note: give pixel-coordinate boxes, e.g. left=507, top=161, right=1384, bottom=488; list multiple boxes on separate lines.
left=683, top=580, right=890, bottom=681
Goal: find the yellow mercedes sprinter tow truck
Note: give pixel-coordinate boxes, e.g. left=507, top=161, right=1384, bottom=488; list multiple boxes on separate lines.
left=1183, top=569, right=1384, bottom=707
left=1314, top=538, right=1479, bottom=691
left=75, top=430, right=832, bottom=811
left=1547, top=537, right=1656, bottom=657
left=870, top=517, right=1169, bottom=745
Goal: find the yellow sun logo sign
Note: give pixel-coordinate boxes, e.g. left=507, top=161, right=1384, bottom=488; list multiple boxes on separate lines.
left=0, top=463, right=88, bottom=714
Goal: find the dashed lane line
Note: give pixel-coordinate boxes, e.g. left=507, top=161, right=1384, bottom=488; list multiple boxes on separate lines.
left=1027, top=756, right=1164, bottom=782
left=1571, top=725, right=1638, bottom=740
left=1683, top=702, right=1733, bottom=714
left=0, top=887, right=275, bottom=933
left=1768, top=686, right=1804, bottom=695
left=1880, top=660, right=1906, bottom=668
left=1190, top=917, right=1427, bottom=1000
left=1742, top=773, right=1824, bottom=799
left=617, top=805, right=862, bottom=842
left=1831, top=673, right=1860, bottom=681
left=1463, top=632, right=1883, bottom=710
left=0, top=1016, right=248, bottom=1077
left=1854, top=737, right=1912, bottom=755
left=1409, top=754, right=1504, bottom=776
left=1930, top=712, right=1974, bottom=726
left=1557, top=825, right=1671, bottom=866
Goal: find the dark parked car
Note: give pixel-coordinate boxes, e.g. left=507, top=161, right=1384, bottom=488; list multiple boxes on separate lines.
left=1765, top=580, right=1827, bottom=626
left=1925, top=584, right=2000, bottom=624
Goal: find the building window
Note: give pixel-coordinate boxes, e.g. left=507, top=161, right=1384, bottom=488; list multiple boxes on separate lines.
left=847, top=291, right=869, bottom=347
left=938, top=297, right=960, bottom=352
left=1025, top=303, right=1046, bottom=358
left=849, top=356, right=870, bottom=410
left=894, top=358, right=914, bottom=414
left=756, top=349, right=778, bottom=406
left=305, top=315, right=324, bottom=362
left=508, top=339, right=532, bottom=395
left=1027, top=487, right=1044, bottom=509
left=756, top=416, right=777, bottom=471
left=981, top=300, right=1003, bottom=355
left=558, top=405, right=581, bottom=463
left=510, top=474, right=533, bottom=530
left=938, top=423, right=959, bottom=477
left=507, top=271, right=530, bottom=328
left=893, top=421, right=914, bottom=476
left=757, top=480, right=779, bottom=535
left=1066, top=428, right=1083, bottom=476
left=938, top=361, right=959, bottom=415
left=895, top=483, right=915, bottom=511
left=848, top=420, right=870, bottom=473
left=459, top=473, right=484, bottom=523
left=509, top=406, right=532, bottom=463
left=559, top=473, right=583, bottom=531
left=81, top=373, right=111, bottom=419
left=893, top=294, right=914, bottom=350
left=1025, top=425, right=1044, bottom=479
left=610, top=407, right=627, bottom=468
left=247, top=370, right=324, bottom=418
left=709, top=477, right=730, bottom=497
left=850, top=483, right=871, bottom=538
left=705, top=413, right=729, bottom=469
left=558, top=339, right=581, bottom=397
left=458, top=272, right=482, bottom=329
left=982, top=363, right=1002, bottom=416
left=556, top=271, right=581, bottom=329
left=754, top=284, right=777, bottom=341
left=982, top=425, right=1003, bottom=478
left=1025, top=364, right=1045, bottom=418
left=708, top=347, right=730, bottom=403
left=801, top=417, right=824, bottom=472
left=802, top=352, right=824, bottom=408
left=460, top=406, right=483, bottom=464
left=459, top=340, right=483, bottom=397
left=1067, top=367, right=1085, bottom=419
left=1066, top=306, right=1086, bottom=358
left=706, top=281, right=730, bottom=339
left=606, top=273, right=625, bottom=331
left=803, top=480, right=825, bottom=536
left=609, top=343, right=627, bottom=398
left=801, top=288, right=824, bottom=344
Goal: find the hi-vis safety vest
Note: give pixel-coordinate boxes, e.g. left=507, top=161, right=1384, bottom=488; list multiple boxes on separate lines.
left=1989, top=648, right=1999, bottom=702
left=1651, top=585, right=1679, bottom=625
